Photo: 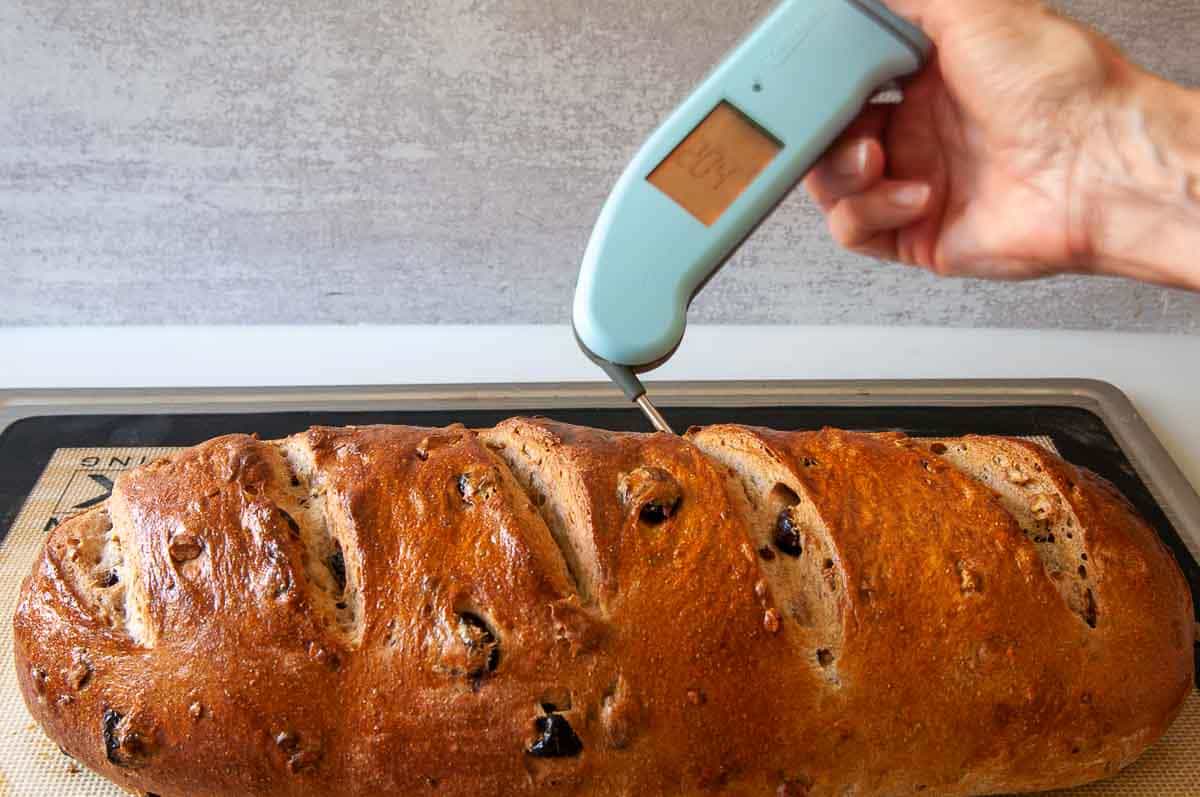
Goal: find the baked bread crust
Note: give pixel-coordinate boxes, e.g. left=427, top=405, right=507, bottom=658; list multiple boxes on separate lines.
left=13, top=423, right=1194, bottom=796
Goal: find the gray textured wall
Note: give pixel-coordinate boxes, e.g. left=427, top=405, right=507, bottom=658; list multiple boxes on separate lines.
left=2, top=0, right=1198, bottom=330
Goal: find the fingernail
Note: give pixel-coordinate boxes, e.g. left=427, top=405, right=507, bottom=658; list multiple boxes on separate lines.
left=890, top=183, right=930, bottom=209
left=833, top=140, right=869, bottom=177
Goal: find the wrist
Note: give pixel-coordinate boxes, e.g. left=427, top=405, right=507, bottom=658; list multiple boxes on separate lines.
left=1072, top=65, right=1200, bottom=289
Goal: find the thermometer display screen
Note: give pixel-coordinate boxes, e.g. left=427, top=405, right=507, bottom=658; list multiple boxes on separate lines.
left=648, top=102, right=782, bottom=226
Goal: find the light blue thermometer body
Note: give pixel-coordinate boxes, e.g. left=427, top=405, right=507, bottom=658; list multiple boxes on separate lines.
left=573, top=0, right=931, bottom=429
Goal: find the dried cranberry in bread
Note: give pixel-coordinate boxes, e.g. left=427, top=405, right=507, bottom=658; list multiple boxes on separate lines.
left=14, top=423, right=1194, bottom=796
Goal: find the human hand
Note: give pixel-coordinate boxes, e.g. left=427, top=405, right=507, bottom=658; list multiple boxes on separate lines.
left=804, top=0, right=1129, bottom=280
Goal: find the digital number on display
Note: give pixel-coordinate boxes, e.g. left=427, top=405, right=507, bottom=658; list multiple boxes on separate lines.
left=648, top=102, right=782, bottom=226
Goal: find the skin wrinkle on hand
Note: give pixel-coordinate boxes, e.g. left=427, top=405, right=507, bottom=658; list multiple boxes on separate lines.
left=1092, top=83, right=1200, bottom=286
left=1124, top=103, right=1199, bottom=205
left=1129, top=107, right=1168, bottom=170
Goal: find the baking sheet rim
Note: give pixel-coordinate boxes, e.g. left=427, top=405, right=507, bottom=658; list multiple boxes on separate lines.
left=1, top=379, right=1196, bottom=562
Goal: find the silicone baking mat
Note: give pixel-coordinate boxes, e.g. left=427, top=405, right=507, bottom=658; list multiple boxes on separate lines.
left=0, top=443, right=1195, bottom=795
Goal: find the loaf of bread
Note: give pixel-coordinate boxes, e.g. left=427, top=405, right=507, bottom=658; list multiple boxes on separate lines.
left=14, top=422, right=1194, bottom=796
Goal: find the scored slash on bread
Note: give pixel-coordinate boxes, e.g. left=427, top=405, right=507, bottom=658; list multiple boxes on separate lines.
left=685, top=427, right=844, bottom=684
left=479, top=420, right=606, bottom=606
left=907, top=436, right=1099, bottom=629
left=13, top=422, right=1195, bottom=797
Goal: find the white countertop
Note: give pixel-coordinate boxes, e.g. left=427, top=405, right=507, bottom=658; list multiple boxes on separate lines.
left=2, top=325, right=1197, bottom=490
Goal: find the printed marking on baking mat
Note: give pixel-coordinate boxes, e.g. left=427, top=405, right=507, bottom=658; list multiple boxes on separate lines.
left=0, top=446, right=1195, bottom=796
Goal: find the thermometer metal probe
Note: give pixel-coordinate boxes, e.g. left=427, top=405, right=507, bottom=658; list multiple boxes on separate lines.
left=572, top=0, right=931, bottom=433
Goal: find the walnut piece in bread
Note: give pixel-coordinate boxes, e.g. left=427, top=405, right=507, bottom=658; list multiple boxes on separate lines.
left=14, top=423, right=1194, bottom=796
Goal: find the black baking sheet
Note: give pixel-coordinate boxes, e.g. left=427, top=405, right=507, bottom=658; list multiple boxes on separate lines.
left=2, top=405, right=1197, bottom=679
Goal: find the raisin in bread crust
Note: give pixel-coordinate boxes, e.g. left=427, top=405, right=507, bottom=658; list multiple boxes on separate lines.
left=13, top=424, right=1194, bottom=797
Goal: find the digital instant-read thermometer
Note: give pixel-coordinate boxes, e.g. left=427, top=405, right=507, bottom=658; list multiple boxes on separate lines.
left=573, top=0, right=931, bottom=433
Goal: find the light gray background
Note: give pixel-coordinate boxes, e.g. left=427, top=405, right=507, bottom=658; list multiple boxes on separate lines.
left=2, top=0, right=1198, bottom=330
